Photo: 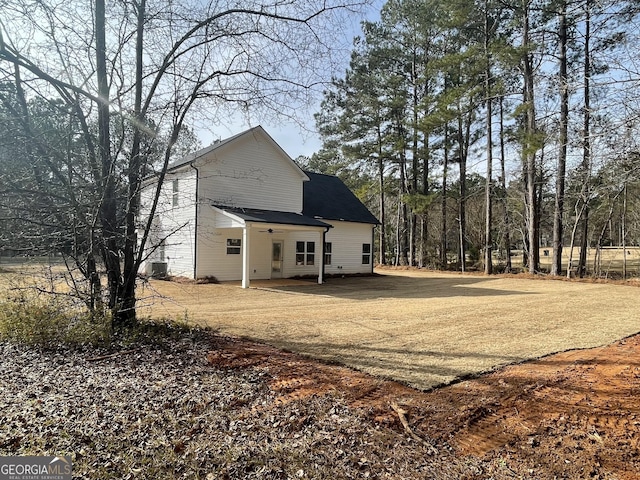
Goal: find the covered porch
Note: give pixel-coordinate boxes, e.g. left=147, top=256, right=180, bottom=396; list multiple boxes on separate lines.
left=211, top=206, right=331, bottom=288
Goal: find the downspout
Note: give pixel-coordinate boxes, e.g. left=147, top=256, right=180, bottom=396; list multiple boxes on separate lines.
left=321, top=225, right=332, bottom=283
left=190, top=163, right=199, bottom=279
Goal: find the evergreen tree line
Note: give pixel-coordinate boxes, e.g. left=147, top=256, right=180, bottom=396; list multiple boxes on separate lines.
left=307, top=0, right=640, bottom=277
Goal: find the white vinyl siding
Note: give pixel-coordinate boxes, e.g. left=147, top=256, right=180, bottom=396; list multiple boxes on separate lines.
left=137, top=127, right=377, bottom=282
left=279, top=230, right=322, bottom=278
left=139, top=168, right=197, bottom=278
left=323, top=222, right=375, bottom=275
left=196, top=131, right=305, bottom=213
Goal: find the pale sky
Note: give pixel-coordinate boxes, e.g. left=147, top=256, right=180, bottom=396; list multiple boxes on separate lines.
left=197, top=1, right=383, bottom=160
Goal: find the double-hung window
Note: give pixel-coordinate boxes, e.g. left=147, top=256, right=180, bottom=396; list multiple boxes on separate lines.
left=159, top=239, right=166, bottom=261
left=172, top=179, right=179, bottom=206
left=226, top=238, right=241, bottom=255
left=362, top=243, right=371, bottom=265
left=324, top=242, right=332, bottom=265
left=296, top=241, right=315, bottom=265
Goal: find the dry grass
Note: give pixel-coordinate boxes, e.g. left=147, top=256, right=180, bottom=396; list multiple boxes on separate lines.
left=137, top=268, right=640, bottom=390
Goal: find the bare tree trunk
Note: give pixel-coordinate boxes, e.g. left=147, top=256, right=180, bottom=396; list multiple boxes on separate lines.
left=96, top=0, right=123, bottom=318
left=578, top=206, right=589, bottom=277
left=577, top=0, right=591, bottom=279
left=593, top=198, right=618, bottom=276
left=458, top=117, right=467, bottom=273
left=552, top=1, right=568, bottom=276
left=399, top=147, right=409, bottom=266
left=410, top=57, right=419, bottom=267
left=622, top=182, right=627, bottom=279
left=455, top=99, right=474, bottom=274
left=566, top=199, right=588, bottom=278
left=409, top=215, right=415, bottom=267
left=483, top=3, right=493, bottom=275
left=441, top=125, right=449, bottom=269
left=499, top=97, right=512, bottom=272
left=377, top=125, right=386, bottom=265
left=421, top=135, right=429, bottom=268
left=395, top=200, right=402, bottom=266
left=120, top=0, right=147, bottom=325
left=378, top=157, right=386, bottom=265
left=522, top=0, right=539, bottom=274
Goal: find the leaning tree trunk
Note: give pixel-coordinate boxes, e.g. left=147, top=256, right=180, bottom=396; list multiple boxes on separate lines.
left=593, top=196, right=618, bottom=276
left=566, top=199, right=588, bottom=278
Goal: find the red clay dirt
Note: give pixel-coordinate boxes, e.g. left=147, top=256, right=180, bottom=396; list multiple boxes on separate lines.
left=207, top=332, right=640, bottom=479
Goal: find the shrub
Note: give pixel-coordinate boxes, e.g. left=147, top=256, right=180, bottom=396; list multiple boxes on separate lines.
left=0, top=292, right=112, bottom=347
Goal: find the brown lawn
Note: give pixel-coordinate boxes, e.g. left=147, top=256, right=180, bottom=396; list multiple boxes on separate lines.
left=3, top=264, right=640, bottom=477
left=139, top=267, right=640, bottom=390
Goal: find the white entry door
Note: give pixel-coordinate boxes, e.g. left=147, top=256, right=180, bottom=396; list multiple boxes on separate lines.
left=271, top=241, right=283, bottom=278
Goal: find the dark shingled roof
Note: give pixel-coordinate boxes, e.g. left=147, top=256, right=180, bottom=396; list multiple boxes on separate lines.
left=302, top=171, right=379, bottom=225
left=214, top=206, right=331, bottom=228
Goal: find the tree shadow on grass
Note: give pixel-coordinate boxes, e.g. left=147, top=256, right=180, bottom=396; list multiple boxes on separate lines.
left=260, top=336, right=640, bottom=392
left=266, top=274, right=535, bottom=301
left=261, top=338, right=527, bottom=390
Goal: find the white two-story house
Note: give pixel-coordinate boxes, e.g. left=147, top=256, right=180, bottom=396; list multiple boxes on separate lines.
left=139, top=126, right=378, bottom=287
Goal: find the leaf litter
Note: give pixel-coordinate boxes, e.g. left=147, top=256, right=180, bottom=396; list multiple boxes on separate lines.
left=2, top=328, right=640, bottom=479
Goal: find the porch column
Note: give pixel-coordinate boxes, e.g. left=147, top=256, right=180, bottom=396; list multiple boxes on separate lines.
left=318, top=229, right=323, bottom=284
left=242, top=224, right=251, bottom=288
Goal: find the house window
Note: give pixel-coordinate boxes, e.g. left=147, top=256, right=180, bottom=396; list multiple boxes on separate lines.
left=159, top=239, right=166, bottom=262
left=226, top=238, right=241, bottom=254
left=296, top=241, right=315, bottom=265
left=362, top=243, right=371, bottom=265
left=172, top=179, right=179, bottom=206
left=324, top=242, right=332, bottom=265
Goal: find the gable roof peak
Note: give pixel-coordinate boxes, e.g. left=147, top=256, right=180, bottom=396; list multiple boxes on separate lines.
left=166, top=126, right=307, bottom=180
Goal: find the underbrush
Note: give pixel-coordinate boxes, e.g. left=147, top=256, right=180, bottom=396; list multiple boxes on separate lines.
left=0, top=291, right=207, bottom=349
left=0, top=293, right=112, bottom=347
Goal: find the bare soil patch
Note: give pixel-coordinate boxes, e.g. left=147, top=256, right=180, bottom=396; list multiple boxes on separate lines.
left=208, top=330, right=640, bottom=479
